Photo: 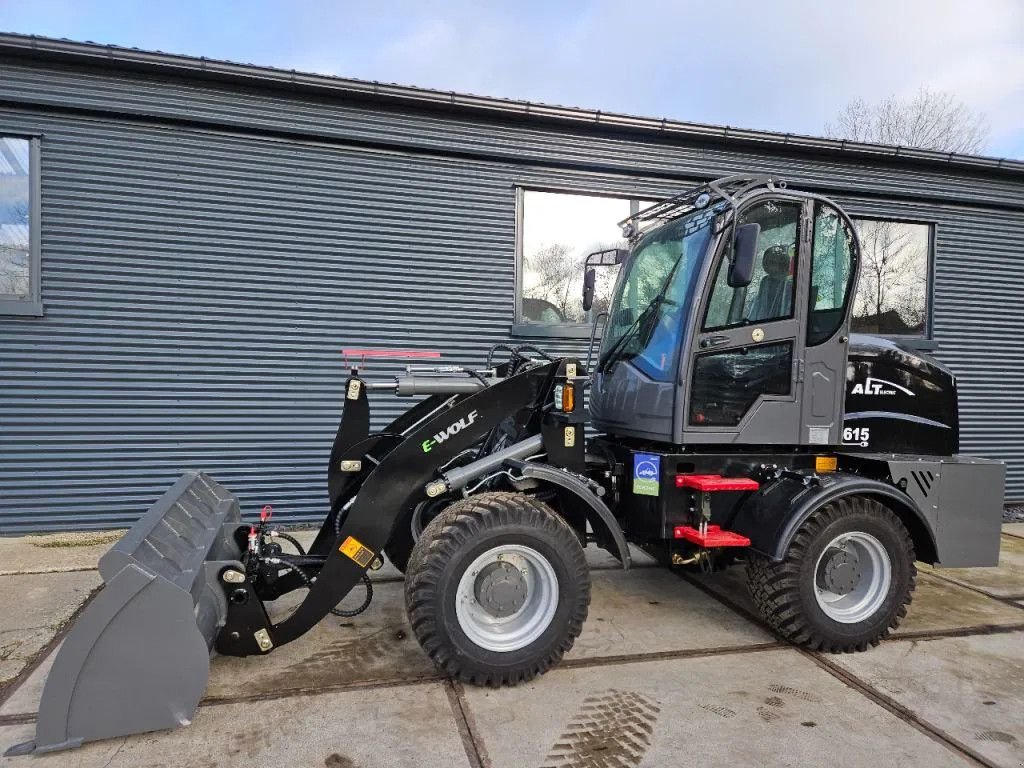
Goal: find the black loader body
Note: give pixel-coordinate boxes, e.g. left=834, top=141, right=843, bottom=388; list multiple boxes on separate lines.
left=14, top=175, right=1005, bottom=756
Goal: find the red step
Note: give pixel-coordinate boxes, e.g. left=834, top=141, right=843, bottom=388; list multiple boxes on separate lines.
left=673, top=525, right=752, bottom=548
left=675, top=474, right=759, bottom=492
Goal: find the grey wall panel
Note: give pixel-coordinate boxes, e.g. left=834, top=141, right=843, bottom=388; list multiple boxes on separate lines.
left=0, top=111, right=531, bottom=531
left=2, top=59, right=1024, bottom=211
left=1, top=67, right=1023, bottom=533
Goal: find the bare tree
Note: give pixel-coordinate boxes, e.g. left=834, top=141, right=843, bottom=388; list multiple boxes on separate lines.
left=523, top=241, right=623, bottom=323
left=0, top=198, right=30, bottom=296
left=825, top=88, right=988, bottom=154
left=523, top=243, right=580, bottom=320
left=0, top=245, right=29, bottom=295
left=852, top=220, right=927, bottom=334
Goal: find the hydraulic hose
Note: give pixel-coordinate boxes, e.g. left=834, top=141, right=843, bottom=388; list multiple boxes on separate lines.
left=329, top=575, right=373, bottom=618
left=267, top=557, right=373, bottom=617
left=269, top=530, right=306, bottom=555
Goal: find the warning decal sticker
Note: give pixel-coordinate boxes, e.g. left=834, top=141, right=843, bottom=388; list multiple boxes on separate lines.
left=339, top=536, right=375, bottom=568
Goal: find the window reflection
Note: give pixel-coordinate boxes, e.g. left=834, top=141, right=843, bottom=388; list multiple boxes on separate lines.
left=0, top=137, right=31, bottom=298
left=520, top=191, right=629, bottom=324
left=851, top=219, right=930, bottom=336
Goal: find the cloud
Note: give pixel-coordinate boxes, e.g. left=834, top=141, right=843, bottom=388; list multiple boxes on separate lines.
left=291, top=0, right=1023, bottom=156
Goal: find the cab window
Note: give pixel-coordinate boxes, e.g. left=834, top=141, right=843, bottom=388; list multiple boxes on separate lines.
left=703, top=200, right=802, bottom=331
left=808, top=203, right=855, bottom=345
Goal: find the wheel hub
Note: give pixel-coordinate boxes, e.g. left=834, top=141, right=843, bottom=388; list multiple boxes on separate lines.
left=474, top=561, right=528, bottom=618
left=455, top=545, right=559, bottom=653
left=819, top=546, right=862, bottom=595
left=812, top=531, right=893, bottom=624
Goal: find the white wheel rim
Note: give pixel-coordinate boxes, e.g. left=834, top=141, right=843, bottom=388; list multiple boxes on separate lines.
left=813, top=531, right=892, bottom=624
left=455, top=544, right=559, bottom=652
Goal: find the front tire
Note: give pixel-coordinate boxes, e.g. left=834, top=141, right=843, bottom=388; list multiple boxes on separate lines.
left=384, top=497, right=450, bottom=573
left=746, top=496, right=916, bottom=652
left=405, top=492, right=590, bottom=685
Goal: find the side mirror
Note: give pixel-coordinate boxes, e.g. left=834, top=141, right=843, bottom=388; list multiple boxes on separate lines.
left=728, top=223, right=761, bottom=288
left=582, top=268, right=597, bottom=311
left=584, top=248, right=628, bottom=268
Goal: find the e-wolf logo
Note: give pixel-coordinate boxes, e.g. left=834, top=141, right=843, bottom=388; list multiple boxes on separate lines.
left=851, top=377, right=914, bottom=396
left=421, top=410, right=479, bottom=453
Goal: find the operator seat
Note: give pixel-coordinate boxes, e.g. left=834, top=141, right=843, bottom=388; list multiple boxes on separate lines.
left=750, top=245, right=792, bottom=321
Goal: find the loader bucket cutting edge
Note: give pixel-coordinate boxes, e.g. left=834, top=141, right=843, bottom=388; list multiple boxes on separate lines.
left=6, top=471, right=245, bottom=756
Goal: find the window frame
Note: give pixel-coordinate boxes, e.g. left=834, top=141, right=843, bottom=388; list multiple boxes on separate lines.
left=512, top=185, right=655, bottom=338
left=847, top=213, right=934, bottom=344
left=0, top=133, right=42, bottom=317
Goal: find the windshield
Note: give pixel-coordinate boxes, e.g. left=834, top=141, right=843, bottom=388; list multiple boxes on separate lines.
left=599, top=205, right=721, bottom=381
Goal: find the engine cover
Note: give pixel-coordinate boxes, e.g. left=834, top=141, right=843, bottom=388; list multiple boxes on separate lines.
left=842, top=335, right=958, bottom=455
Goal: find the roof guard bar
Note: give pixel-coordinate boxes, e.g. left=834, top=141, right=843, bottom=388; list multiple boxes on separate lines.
left=618, top=174, right=785, bottom=240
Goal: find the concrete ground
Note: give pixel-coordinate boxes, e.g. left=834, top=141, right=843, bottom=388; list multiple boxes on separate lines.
left=0, top=527, right=1021, bottom=767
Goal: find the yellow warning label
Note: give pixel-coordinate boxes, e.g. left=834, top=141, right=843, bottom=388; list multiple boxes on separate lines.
left=339, top=536, right=375, bottom=568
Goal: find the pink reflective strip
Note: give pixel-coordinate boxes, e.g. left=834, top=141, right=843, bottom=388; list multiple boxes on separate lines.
left=341, top=349, right=442, bottom=359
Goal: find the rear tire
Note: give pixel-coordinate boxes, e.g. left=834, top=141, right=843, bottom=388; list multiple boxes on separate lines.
left=746, top=496, right=916, bottom=652
left=405, top=492, right=590, bottom=685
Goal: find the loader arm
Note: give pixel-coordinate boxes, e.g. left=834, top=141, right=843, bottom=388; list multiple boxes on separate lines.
left=320, top=388, right=459, bottom=550
left=231, top=359, right=559, bottom=649
left=326, top=374, right=371, bottom=510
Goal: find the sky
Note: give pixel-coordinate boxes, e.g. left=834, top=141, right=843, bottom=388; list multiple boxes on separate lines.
left=1, top=0, right=1022, bottom=159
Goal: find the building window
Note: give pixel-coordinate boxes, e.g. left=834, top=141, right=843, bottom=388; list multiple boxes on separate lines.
left=850, top=218, right=930, bottom=337
left=517, top=189, right=643, bottom=332
left=0, top=136, right=41, bottom=316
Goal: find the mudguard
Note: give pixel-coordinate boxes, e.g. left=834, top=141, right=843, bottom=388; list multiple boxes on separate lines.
left=505, top=459, right=631, bottom=569
left=729, top=472, right=939, bottom=563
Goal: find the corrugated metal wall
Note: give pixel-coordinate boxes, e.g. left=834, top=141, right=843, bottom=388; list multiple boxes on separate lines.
left=1, top=57, right=1023, bottom=532
left=0, top=112, right=519, bottom=530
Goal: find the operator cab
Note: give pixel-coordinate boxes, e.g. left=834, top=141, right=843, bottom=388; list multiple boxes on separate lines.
left=589, top=175, right=858, bottom=447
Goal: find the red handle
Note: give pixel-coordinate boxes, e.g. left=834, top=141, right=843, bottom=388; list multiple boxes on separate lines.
left=260, top=505, right=273, bottom=522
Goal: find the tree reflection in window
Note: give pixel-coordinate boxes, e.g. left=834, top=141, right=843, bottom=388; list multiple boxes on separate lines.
left=851, top=220, right=930, bottom=336
left=0, top=137, right=31, bottom=298
left=520, top=191, right=630, bottom=324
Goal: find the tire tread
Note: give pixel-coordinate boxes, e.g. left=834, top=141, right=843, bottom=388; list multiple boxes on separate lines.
left=745, top=496, right=916, bottom=653
left=405, top=491, right=590, bottom=686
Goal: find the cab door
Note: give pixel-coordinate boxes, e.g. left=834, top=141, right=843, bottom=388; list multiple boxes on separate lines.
left=681, top=197, right=811, bottom=444
left=801, top=202, right=857, bottom=444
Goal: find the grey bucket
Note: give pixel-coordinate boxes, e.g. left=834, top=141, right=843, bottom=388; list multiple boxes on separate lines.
left=7, top=471, right=245, bottom=755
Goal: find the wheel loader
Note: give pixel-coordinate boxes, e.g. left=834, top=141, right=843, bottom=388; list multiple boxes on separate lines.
left=9, top=174, right=1005, bottom=755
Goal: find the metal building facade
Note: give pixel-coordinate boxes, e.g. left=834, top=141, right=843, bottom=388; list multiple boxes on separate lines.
left=1, top=35, right=1022, bottom=532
